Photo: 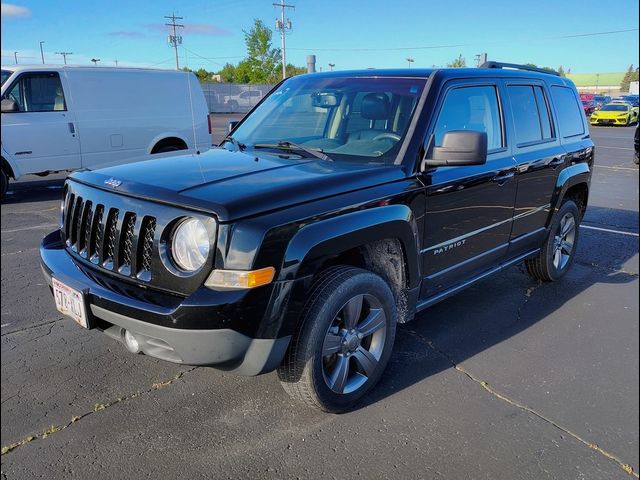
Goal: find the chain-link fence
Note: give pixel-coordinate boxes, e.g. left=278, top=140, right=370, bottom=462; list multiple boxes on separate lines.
left=201, top=83, right=274, bottom=113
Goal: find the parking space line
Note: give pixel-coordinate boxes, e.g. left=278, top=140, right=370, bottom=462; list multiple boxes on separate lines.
left=596, top=146, right=633, bottom=151
left=581, top=225, right=639, bottom=237
left=1, top=223, right=58, bottom=234
left=594, top=165, right=638, bottom=171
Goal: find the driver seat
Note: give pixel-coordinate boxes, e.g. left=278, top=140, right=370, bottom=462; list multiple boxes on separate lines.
left=349, top=93, right=391, bottom=141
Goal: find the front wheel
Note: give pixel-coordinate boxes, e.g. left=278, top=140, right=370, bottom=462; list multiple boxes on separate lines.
left=526, top=200, right=580, bottom=282
left=278, top=266, right=397, bottom=413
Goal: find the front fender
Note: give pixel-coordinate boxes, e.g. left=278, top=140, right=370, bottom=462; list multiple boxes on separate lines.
left=279, top=204, right=421, bottom=289
left=1, top=144, right=20, bottom=179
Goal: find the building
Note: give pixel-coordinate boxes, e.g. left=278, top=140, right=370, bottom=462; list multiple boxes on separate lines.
left=566, top=72, right=625, bottom=96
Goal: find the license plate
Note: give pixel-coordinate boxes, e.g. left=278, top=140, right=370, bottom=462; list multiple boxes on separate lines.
left=52, top=278, right=88, bottom=328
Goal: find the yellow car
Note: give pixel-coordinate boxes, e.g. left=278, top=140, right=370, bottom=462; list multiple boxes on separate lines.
left=590, top=102, right=639, bottom=126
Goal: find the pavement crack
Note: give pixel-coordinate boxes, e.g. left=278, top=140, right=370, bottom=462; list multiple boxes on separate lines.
left=0, top=367, right=198, bottom=457
left=406, top=329, right=639, bottom=478
left=0, top=318, right=63, bottom=337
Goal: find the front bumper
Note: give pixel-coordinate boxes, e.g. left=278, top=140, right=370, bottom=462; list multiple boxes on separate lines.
left=590, top=116, right=629, bottom=125
left=40, top=230, right=291, bottom=375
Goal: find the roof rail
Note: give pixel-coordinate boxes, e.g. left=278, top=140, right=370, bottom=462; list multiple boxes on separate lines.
left=479, top=61, right=560, bottom=77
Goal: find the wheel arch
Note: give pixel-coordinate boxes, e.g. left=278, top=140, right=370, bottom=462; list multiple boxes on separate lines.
left=148, top=135, right=189, bottom=154
left=548, top=163, right=591, bottom=226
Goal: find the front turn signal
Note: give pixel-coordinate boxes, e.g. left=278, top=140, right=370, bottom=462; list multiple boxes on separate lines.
left=205, top=267, right=276, bottom=290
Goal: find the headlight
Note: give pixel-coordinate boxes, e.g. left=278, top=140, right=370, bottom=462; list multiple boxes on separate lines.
left=171, top=218, right=210, bottom=271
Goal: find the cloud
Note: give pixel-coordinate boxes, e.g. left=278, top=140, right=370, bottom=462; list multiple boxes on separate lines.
left=146, top=22, right=230, bottom=36
left=1, top=3, right=30, bottom=17
left=109, top=31, right=146, bottom=39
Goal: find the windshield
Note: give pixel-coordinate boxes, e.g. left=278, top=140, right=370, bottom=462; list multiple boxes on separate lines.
left=601, top=104, right=628, bottom=111
left=593, top=96, right=607, bottom=102
left=1, top=69, right=13, bottom=87
left=230, top=75, right=427, bottom=164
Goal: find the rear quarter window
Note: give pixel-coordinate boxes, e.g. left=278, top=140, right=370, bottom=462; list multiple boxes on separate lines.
left=551, top=86, right=585, bottom=138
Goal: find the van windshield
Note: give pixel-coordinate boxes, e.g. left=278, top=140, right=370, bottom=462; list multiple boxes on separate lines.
left=230, top=75, right=427, bottom=164
left=1, top=69, right=13, bottom=87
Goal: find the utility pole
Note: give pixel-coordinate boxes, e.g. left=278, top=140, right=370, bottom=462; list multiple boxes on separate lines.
left=273, top=0, right=294, bottom=80
left=328, top=63, right=335, bottom=71
left=474, top=53, right=488, bottom=67
left=91, top=58, right=100, bottom=65
left=39, top=41, right=45, bottom=64
left=56, top=52, right=72, bottom=64
left=114, top=60, right=118, bottom=67
left=164, top=12, right=184, bottom=70
left=14, top=51, right=18, bottom=64
left=406, top=57, right=414, bottom=68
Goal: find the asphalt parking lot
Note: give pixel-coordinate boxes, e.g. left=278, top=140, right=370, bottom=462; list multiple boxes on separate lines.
left=1, top=123, right=638, bottom=479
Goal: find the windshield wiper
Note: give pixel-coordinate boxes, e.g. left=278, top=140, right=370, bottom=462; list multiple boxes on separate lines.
left=222, top=135, right=246, bottom=152
left=252, top=141, right=332, bottom=161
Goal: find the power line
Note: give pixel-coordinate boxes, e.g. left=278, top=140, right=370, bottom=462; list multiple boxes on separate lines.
left=286, top=27, right=639, bottom=53
left=55, top=52, right=73, bottom=64
left=164, top=12, right=184, bottom=70
left=273, top=0, right=294, bottom=79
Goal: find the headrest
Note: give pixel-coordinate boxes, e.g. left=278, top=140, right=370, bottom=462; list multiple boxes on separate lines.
left=361, top=93, right=390, bottom=120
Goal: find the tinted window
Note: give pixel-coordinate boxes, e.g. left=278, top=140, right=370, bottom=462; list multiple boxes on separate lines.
left=508, top=86, right=542, bottom=145
left=5, top=73, right=66, bottom=112
left=1, top=69, right=12, bottom=86
left=434, top=85, right=502, bottom=151
left=551, top=86, right=584, bottom=138
left=601, top=104, right=628, bottom=111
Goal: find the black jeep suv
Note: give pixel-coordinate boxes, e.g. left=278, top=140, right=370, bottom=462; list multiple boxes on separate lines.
left=41, top=62, right=594, bottom=412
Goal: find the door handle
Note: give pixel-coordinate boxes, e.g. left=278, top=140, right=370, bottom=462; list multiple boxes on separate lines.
left=548, top=157, right=564, bottom=168
left=491, top=172, right=514, bottom=185
left=68, top=122, right=75, bottom=135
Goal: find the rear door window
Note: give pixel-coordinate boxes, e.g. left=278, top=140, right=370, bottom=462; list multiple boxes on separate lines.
left=507, top=85, right=554, bottom=146
left=551, top=86, right=585, bottom=138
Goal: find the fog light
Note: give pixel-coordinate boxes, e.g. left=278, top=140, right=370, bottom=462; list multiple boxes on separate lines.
left=123, top=330, right=140, bottom=353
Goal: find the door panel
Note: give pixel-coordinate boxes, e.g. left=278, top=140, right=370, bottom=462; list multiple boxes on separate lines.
left=420, top=155, right=517, bottom=296
left=1, top=71, right=80, bottom=175
left=418, top=81, right=516, bottom=298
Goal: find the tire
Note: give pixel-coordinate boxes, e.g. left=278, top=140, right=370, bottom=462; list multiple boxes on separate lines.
left=1, top=169, right=7, bottom=199
left=634, top=152, right=639, bottom=165
left=153, top=145, right=181, bottom=154
left=277, top=266, right=397, bottom=413
left=525, top=199, right=580, bottom=282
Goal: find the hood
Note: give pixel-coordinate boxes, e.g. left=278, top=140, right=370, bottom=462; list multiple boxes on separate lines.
left=71, top=147, right=406, bottom=222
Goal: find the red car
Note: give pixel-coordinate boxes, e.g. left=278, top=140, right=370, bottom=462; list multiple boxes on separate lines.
left=582, top=100, right=596, bottom=115
left=580, top=93, right=595, bottom=102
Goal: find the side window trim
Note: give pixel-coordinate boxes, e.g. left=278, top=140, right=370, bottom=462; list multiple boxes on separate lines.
left=430, top=80, right=506, bottom=155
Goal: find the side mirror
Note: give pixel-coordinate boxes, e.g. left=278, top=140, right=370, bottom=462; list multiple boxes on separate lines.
left=1, top=98, right=19, bottom=113
left=228, top=120, right=239, bottom=133
left=424, top=130, right=487, bottom=168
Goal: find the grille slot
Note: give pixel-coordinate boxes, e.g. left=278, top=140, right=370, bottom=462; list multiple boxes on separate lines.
left=79, top=201, right=93, bottom=258
left=90, top=205, right=105, bottom=265
left=69, top=196, right=83, bottom=250
left=137, top=217, right=156, bottom=281
left=118, top=213, right=137, bottom=275
left=103, top=209, right=119, bottom=270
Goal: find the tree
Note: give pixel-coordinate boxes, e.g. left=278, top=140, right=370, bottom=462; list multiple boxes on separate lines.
left=557, top=66, right=566, bottom=77
left=447, top=54, right=466, bottom=68
left=621, top=64, right=639, bottom=92
left=243, top=19, right=281, bottom=83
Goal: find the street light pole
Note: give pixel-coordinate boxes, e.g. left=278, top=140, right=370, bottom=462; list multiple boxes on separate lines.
left=39, top=41, right=45, bottom=64
left=328, top=63, right=335, bottom=71
left=406, top=57, right=414, bottom=68
left=91, top=58, right=101, bottom=65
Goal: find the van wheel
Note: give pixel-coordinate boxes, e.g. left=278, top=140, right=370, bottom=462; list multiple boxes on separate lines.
left=1, top=169, right=8, bottom=199
left=154, top=145, right=180, bottom=154
left=277, top=266, right=397, bottom=413
left=525, top=200, right=580, bottom=282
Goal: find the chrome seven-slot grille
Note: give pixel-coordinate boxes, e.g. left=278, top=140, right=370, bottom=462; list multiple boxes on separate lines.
left=63, top=190, right=156, bottom=282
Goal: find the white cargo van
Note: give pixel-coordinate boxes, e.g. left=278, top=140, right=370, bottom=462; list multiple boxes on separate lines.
left=0, top=65, right=211, bottom=196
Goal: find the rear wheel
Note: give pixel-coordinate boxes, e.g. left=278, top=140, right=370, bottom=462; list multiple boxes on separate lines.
left=526, top=200, right=580, bottom=282
left=277, top=266, right=397, bottom=413
left=153, top=145, right=181, bottom=154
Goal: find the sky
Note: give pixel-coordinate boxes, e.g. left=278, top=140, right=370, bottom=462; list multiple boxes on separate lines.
left=1, top=0, right=638, bottom=74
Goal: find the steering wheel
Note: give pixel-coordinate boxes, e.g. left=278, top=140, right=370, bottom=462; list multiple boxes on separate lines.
left=372, top=132, right=401, bottom=142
